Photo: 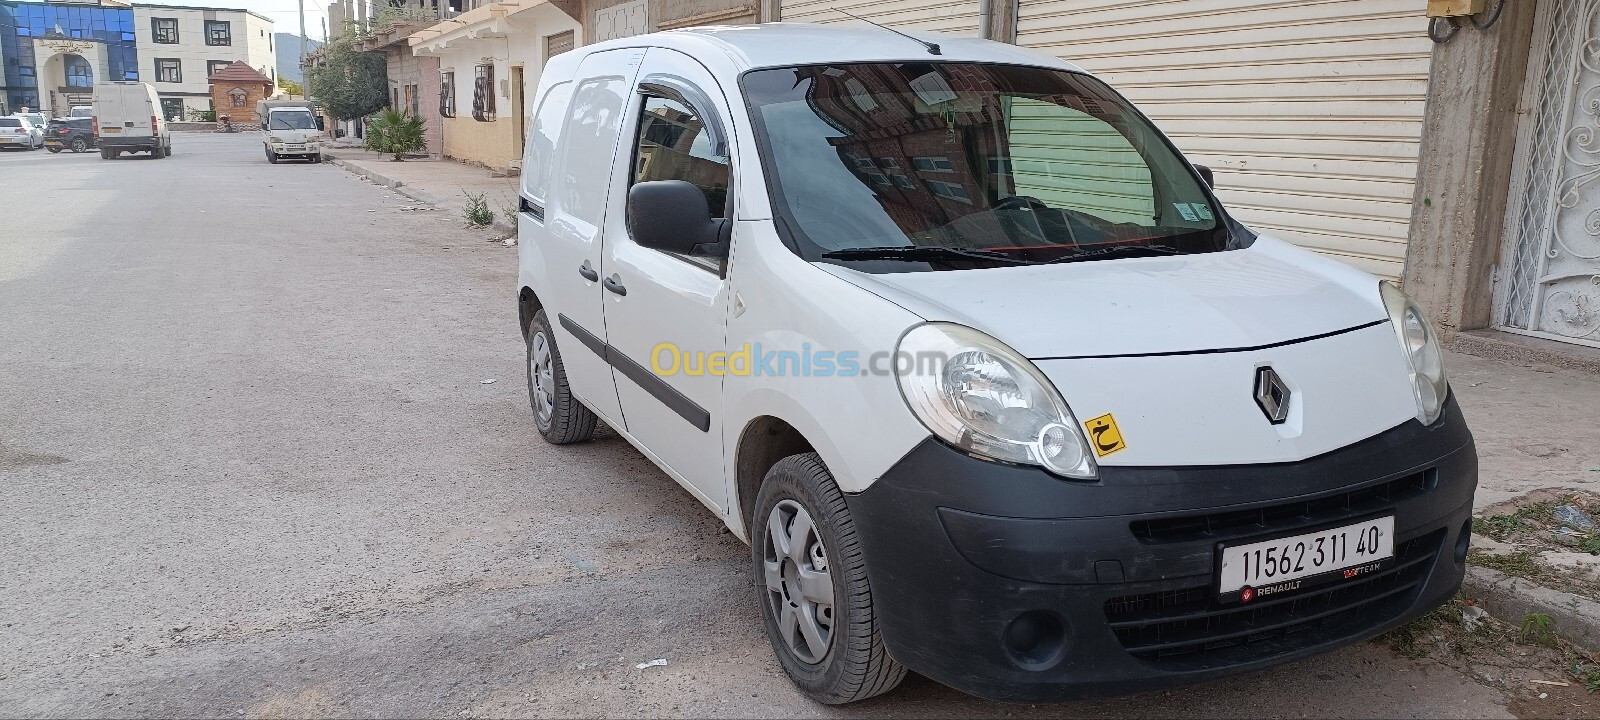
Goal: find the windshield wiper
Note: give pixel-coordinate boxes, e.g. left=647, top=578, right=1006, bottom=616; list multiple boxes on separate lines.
left=1043, top=244, right=1183, bottom=265
left=821, top=246, right=1036, bottom=265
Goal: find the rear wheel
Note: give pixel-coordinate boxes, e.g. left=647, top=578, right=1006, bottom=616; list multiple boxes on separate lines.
left=526, top=309, right=597, bottom=444
left=754, top=453, right=906, bottom=704
left=70, top=138, right=87, bottom=153
left=99, top=148, right=110, bottom=160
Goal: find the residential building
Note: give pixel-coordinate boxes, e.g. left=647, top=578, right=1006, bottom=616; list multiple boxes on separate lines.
left=206, top=58, right=269, bottom=128
left=320, top=0, right=439, bottom=149
left=0, top=0, right=140, bottom=116
left=408, top=0, right=579, bottom=170
left=132, top=3, right=274, bottom=120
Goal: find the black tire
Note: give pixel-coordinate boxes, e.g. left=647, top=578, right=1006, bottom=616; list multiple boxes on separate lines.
left=164, top=144, right=172, bottom=157
left=266, top=148, right=278, bottom=164
left=99, top=148, right=110, bottom=160
left=70, top=138, right=86, bottom=153
left=525, top=309, right=597, bottom=444
left=47, top=146, right=61, bottom=153
left=753, top=453, right=906, bottom=704
left=312, top=154, right=323, bottom=163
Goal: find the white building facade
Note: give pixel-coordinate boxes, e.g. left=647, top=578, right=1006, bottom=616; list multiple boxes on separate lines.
left=132, top=3, right=274, bottom=119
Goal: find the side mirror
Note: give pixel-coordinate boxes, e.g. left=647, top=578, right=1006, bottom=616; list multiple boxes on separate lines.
left=627, top=180, right=728, bottom=257
left=315, top=116, right=325, bottom=131
left=1194, top=164, right=1214, bottom=189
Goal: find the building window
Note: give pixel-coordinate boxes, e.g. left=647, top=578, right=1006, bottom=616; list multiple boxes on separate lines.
left=207, top=60, right=230, bottom=79
left=156, top=58, right=181, bottom=83
left=229, top=88, right=247, bottom=107
left=440, top=72, right=455, bottom=118
left=206, top=20, right=231, bottom=46
left=471, top=63, right=495, bottom=122
left=926, top=179, right=972, bottom=204
left=152, top=17, right=178, bottom=43
left=913, top=156, right=955, bottom=173
left=64, top=55, right=93, bottom=88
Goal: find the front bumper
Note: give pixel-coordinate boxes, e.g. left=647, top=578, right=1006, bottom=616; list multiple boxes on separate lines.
left=847, top=396, right=1476, bottom=702
left=270, top=143, right=319, bottom=155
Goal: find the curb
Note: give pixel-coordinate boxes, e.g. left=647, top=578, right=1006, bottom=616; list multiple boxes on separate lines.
left=322, top=150, right=516, bottom=237
left=1461, top=564, right=1600, bottom=652
left=322, top=151, right=445, bottom=207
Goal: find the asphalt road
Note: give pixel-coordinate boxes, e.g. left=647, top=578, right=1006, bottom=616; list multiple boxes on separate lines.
left=0, top=134, right=1518, bottom=718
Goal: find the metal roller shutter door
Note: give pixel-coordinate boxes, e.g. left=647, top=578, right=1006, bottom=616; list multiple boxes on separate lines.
left=1017, top=0, right=1432, bottom=278
left=779, top=0, right=985, bottom=37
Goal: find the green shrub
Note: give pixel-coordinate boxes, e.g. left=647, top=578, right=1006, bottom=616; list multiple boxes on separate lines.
left=463, top=191, right=494, bottom=228
left=365, top=107, right=427, bottom=161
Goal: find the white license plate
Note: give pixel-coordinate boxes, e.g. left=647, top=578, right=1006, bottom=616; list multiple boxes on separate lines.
left=1217, top=516, right=1394, bottom=602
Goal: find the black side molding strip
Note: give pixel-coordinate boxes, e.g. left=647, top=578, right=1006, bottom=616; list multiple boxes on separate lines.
left=1032, top=319, right=1390, bottom=361
left=557, top=313, right=711, bottom=433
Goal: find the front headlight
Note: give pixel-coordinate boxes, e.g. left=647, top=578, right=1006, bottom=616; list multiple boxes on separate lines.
left=268, top=135, right=282, bottom=143
left=895, top=323, right=1097, bottom=479
left=1380, top=282, right=1448, bottom=425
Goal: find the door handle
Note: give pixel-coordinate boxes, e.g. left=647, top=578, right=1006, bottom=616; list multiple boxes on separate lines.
left=578, top=264, right=599, bottom=282
left=602, top=276, right=627, bottom=296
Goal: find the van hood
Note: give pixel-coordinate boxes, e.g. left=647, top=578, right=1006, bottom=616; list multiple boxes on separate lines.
left=817, top=237, right=1389, bottom=359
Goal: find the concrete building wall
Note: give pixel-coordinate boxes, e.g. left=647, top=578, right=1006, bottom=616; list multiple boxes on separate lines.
left=414, top=1, right=579, bottom=171
left=133, top=5, right=273, bottom=117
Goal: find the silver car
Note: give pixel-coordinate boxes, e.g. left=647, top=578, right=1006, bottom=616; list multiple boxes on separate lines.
left=0, top=116, right=42, bottom=150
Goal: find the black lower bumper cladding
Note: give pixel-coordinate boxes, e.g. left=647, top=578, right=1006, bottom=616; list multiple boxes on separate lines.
left=846, top=396, right=1476, bottom=702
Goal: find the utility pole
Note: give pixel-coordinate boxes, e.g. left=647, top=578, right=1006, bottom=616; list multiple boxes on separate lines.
left=298, top=0, right=308, bottom=73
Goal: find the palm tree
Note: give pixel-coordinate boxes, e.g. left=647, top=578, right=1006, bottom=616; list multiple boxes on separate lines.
left=365, top=107, right=426, bottom=161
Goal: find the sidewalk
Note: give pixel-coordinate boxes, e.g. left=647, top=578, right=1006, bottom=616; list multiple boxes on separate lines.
left=321, top=141, right=1600, bottom=509
left=322, top=144, right=521, bottom=234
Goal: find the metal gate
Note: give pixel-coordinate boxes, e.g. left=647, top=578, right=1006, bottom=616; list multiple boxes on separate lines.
left=1495, top=0, right=1600, bottom=347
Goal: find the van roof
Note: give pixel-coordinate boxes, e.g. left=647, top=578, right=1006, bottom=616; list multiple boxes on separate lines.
left=586, top=22, right=1085, bottom=75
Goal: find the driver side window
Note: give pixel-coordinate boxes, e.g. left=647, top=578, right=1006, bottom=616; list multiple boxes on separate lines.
left=632, top=95, right=730, bottom=219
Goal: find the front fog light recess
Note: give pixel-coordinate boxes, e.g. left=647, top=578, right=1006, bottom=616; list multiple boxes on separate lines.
left=1381, top=282, right=1449, bottom=425
left=895, top=323, right=1096, bottom=479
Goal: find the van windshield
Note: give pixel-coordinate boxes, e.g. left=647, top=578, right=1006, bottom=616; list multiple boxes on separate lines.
left=741, top=63, right=1236, bottom=271
left=269, top=111, right=316, bottom=130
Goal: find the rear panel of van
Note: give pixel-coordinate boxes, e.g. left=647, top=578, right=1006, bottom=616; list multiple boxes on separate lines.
left=93, top=83, right=155, bottom=140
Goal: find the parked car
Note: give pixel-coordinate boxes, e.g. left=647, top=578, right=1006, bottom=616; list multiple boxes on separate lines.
left=44, top=117, right=96, bottom=153
left=91, top=81, right=171, bottom=159
left=257, top=99, right=325, bottom=163
left=516, top=25, right=1476, bottom=704
left=69, top=105, right=93, bottom=118
left=0, top=116, right=42, bottom=150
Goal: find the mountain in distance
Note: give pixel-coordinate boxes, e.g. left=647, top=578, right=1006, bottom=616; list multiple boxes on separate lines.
left=275, top=33, right=323, bottom=85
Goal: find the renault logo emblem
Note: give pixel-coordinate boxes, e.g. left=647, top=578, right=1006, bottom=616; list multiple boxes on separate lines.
left=1254, top=366, right=1291, bottom=424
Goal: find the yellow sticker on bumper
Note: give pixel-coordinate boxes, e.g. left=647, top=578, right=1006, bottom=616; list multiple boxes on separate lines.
left=1084, top=413, right=1127, bottom=458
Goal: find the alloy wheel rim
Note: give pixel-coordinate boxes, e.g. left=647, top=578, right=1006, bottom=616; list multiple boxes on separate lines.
left=530, top=331, right=555, bottom=425
left=763, top=498, right=835, bottom=664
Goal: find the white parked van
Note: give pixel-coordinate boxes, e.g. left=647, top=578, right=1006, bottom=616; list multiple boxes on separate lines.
left=516, top=24, right=1477, bottom=704
left=258, top=99, right=325, bottom=163
left=91, top=81, right=171, bottom=159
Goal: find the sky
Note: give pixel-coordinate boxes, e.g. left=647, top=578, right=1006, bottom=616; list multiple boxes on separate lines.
left=134, top=0, right=330, bottom=41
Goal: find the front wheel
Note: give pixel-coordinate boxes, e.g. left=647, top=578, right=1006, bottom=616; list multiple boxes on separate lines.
left=526, top=309, right=597, bottom=444
left=753, top=453, right=906, bottom=704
